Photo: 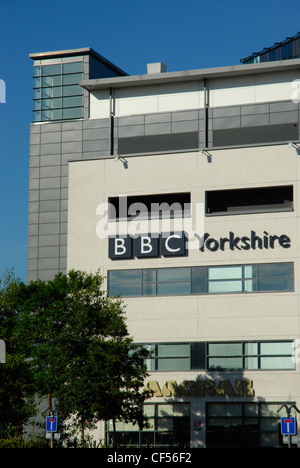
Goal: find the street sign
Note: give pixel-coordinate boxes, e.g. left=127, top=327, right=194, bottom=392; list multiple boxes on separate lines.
left=281, top=417, right=296, bottom=435
left=46, top=416, right=58, bottom=433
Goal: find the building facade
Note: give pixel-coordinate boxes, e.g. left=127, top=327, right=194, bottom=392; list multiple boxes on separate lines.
left=29, top=49, right=300, bottom=448
left=241, top=31, right=300, bottom=64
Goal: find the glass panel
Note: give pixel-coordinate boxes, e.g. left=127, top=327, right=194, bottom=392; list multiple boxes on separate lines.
left=33, top=100, right=41, bottom=110
left=109, top=284, right=142, bottom=297
left=157, top=268, right=190, bottom=282
left=244, top=357, right=258, bottom=369
left=157, top=418, right=173, bottom=431
left=225, top=404, right=243, bottom=417
left=258, top=277, right=293, bottom=291
left=261, top=433, right=279, bottom=447
left=42, top=75, right=61, bottom=87
left=62, top=72, right=83, bottom=85
left=208, top=342, right=242, bottom=356
left=63, top=62, right=83, bottom=74
left=260, top=342, right=294, bottom=355
left=260, top=356, right=295, bottom=369
left=244, top=404, right=259, bottom=417
left=208, top=266, right=242, bottom=280
left=34, top=77, right=41, bottom=88
left=143, top=283, right=156, bottom=296
left=63, top=95, right=83, bottom=108
left=157, top=404, right=174, bottom=417
left=41, top=64, right=61, bottom=76
left=173, top=403, right=190, bottom=416
left=260, top=404, right=280, bottom=418
left=258, top=262, right=293, bottom=278
left=244, top=279, right=257, bottom=292
left=33, top=88, right=41, bottom=99
left=207, top=404, right=225, bottom=417
left=143, top=419, right=155, bottom=431
left=260, top=418, right=279, bottom=431
left=157, top=344, right=190, bottom=357
left=191, top=267, right=206, bottom=294
left=143, top=345, right=155, bottom=371
left=143, top=269, right=156, bottom=282
left=144, top=404, right=155, bottom=417
left=62, top=107, right=83, bottom=119
left=41, top=98, right=62, bottom=110
left=33, top=111, right=41, bottom=122
left=41, top=109, right=62, bottom=121
left=42, top=86, right=62, bottom=98
left=157, top=358, right=190, bottom=371
left=109, top=270, right=142, bottom=283
left=157, top=282, right=190, bottom=295
left=209, top=357, right=243, bottom=369
left=208, top=280, right=243, bottom=293
left=244, top=265, right=257, bottom=278
left=62, top=84, right=83, bottom=96
left=34, top=66, right=41, bottom=77
left=115, top=421, right=136, bottom=431
left=245, top=342, right=258, bottom=355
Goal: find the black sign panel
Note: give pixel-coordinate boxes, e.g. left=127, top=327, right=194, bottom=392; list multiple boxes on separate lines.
left=108, top=232, right=187, bottom=259
left=160, top=232, right=187, bottom=257
left=135, top=234, right=160, bottom=258
left=108, top=236, right=133, bottom=259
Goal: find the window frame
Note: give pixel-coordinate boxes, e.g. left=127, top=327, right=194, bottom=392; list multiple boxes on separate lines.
left=141, top=340, right=295, bottom=372
left=108, top=262, right=294, bottom=298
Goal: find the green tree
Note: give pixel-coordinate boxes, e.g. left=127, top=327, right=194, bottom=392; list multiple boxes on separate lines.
left=0, top=269, right=37, bottom=439
left=18, top=269, right=150, bottom=444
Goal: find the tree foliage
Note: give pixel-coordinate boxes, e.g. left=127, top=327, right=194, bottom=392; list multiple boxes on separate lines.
left=0, top=269, right=37, bottom=438
left=1, top=268, right=150, bottom=442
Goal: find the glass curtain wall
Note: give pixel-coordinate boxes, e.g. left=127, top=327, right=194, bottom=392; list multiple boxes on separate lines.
left=33, top=61, right=83, bottom=122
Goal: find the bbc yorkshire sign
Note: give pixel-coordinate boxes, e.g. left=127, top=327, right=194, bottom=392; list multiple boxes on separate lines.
left=145, top=378, right=255, bottom=398
left=108, top=230, right=291, bottom=259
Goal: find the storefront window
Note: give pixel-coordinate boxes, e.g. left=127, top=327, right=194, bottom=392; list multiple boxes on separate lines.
left=107, top=403, right=190, bottom=448
left=206, top=402, right=295, bottom=448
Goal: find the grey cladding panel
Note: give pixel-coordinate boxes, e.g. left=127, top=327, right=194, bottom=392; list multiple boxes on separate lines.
left=118, top=132, right=199, bottom=154
left=213, top=123, right=299, bottom=147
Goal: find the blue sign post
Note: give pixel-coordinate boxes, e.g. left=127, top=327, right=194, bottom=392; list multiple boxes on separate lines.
left=281, top=417, right=296, bottom=435
left=46, top=416, right=58, bottom=433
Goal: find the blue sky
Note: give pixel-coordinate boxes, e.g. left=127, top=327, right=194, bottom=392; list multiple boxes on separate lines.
left=1, top=0, right=300, bottom=282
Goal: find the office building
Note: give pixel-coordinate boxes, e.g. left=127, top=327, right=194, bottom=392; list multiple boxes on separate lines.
left=28, top=48, right=300, bottom=447
left=241, top=31, right=300, bottom=64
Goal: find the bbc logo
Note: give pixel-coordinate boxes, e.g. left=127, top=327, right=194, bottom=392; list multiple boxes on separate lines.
left=108, top=232, right=188, bottom=259
left=0, top=340, right=6, bottom=363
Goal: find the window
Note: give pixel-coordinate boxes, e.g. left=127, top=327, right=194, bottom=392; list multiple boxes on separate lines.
left=108, top=193, right=191, bottom=221
left=207, top=341, right=295, bottom=370
left=141, top=341, right=295, bottom=372
left=206, top=186, right=293, bottom=216
left=108, top=262, right=294, bottom=297
left=206, top=402, right=298, bottom=448
left=145, top=343, right=191, bottom=371
left=107, top=403, right=190, bottom=448
left=33, top=62, right=83, bottom=122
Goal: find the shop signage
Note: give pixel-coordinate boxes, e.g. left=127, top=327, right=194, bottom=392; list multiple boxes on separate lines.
left=144, top=379, right=255, bottom=398
left=108, top=230, right=291, bottom=259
